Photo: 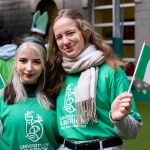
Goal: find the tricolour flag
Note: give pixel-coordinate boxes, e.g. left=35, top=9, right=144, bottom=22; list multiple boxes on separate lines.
left=0, top=74, right=5, bottom=89
left=128, top=42, right=150, bottom=93
left=135, top=43, right=150, bottom=85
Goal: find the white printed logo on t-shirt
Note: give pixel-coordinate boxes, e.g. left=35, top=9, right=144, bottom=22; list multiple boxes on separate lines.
left=63, top=84, right=76, bottom=113
left=25, top=111, right=43, bottom=142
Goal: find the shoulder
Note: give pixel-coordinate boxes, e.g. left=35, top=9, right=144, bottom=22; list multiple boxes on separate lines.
left=98, top=63, right=126, bottom=77
left=98, top=63, right=129, bottom=87
left=98, top=63, right=130, bottom=94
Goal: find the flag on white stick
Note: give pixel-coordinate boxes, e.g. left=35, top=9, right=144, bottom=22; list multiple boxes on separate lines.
left=135, top=43, right=150, bottom=84
left=128, top=42, right=150, bottom=92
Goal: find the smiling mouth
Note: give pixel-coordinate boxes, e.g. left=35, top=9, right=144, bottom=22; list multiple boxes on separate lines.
left=65, top=45, right=75, bottom=52
left=25, top=74, right=34, bottom=78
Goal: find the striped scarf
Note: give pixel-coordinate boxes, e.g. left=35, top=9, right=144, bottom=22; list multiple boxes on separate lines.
left=62, top=44, right=104, bottom=125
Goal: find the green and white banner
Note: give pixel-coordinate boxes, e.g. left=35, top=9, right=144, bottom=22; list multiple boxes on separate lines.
left=135, top=43, right=150, bottom=85
left=128, top=42, right=150, bottom=93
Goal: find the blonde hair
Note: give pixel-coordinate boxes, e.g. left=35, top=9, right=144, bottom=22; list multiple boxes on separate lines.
left=4, top=40, right=53, bottom=109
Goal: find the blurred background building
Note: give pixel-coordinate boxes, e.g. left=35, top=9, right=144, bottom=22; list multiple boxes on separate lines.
left=0, top=0, right=145, bottom=60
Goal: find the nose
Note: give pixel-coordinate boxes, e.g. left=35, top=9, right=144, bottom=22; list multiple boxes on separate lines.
left=26, top=62, right=33, bottom=71
left=63, top=36, right=70, bottom=45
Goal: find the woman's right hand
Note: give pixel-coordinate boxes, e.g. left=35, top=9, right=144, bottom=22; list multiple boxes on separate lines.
left=110, top=92, right=132, bottom=121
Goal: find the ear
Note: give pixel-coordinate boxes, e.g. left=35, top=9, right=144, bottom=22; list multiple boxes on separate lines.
left=14, top=58, right=16, bottom=65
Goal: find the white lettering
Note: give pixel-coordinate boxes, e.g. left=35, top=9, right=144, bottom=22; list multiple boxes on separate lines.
left=20, top=143, right=49, bottom=150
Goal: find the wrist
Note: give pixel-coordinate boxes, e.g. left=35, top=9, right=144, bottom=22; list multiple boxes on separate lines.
left=110, top=110, right=120, bottom=122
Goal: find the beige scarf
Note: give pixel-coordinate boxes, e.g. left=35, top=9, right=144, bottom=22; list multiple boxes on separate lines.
left=62, top=44, right=104, bottom=125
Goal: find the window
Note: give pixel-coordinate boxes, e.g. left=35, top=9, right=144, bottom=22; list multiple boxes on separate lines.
left=92, top=0, right=135, bottom=60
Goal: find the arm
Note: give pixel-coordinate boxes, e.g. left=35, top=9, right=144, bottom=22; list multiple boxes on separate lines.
left=110, top=115, right=142, bottom=139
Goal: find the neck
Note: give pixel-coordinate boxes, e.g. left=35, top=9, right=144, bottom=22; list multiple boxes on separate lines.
left=23, top=83, right=38, bottom=98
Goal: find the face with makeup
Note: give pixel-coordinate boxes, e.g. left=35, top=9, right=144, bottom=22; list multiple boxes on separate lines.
left=53, top=17, right=85, bottom=58
left=15, top=48, right=43, bottom=84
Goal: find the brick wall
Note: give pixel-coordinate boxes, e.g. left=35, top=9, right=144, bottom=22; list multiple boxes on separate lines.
left=0, top=0, right=90, bottom=37
left=0, top=0, right=32, bottom=36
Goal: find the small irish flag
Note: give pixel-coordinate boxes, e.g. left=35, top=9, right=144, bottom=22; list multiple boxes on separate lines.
left=128, top=42, right=150, bottom=92
left=135, top=43, right=150, bottom=84
left=0, top=74, right=5, bottom=89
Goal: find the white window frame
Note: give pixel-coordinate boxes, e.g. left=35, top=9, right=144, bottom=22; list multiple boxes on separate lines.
left=92, top=1, right=135, bottom=46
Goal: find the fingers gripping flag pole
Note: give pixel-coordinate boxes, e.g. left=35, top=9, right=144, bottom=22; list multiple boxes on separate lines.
left=128, top=42, right=150, bottom=93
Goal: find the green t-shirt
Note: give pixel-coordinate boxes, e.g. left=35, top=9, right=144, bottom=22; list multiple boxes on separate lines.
left=0, top=58, right=14, bottom=85
left=0, top=97, right=59, bottom=150
left=56, top=63, right=142, bottom=142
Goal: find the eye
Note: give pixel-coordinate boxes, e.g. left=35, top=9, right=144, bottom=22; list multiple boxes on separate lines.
left=33, top=59, right=41, bottom=64
left=68, top=31, right=75, bottom=36
left=19, top=58, right=27, bottom=63
left=56, top=36, right=62, bottom=41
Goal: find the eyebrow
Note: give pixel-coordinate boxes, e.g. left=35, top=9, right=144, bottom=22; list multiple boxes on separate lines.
left=19, top=57, right=40, bottom=59
left=33, top=59, right=40, bottom=60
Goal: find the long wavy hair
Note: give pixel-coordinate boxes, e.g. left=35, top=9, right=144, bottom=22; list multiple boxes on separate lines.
left=45, top=9, right=127, bottom=98
left=3, top=40, right=54, bottom=109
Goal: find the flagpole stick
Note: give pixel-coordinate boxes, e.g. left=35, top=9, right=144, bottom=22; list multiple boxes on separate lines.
left=128, top=42, right=146, bottom=93
left=0, top=74, right=5, bottom=86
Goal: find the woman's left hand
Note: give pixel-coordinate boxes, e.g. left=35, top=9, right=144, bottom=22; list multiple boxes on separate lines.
left=110, top=92, right=132, bottom=121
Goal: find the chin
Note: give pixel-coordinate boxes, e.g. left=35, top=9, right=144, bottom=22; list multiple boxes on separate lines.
left=66, top=53, right=77, bottom=58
